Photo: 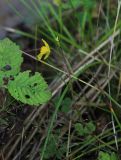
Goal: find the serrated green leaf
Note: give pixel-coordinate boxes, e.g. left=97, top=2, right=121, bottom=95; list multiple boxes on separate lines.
left=75, top=123, right=84, bottom=136
left=98, top=151, right=110, bottom=160
left=7, top=71, right=51, bottom=106
left=98, top=151, right=119, bottom=160
left=41, top=134, right=57, bottom=159
left=75, top=121, right=96, bottom=136
left=40, top=133, right=66, bottom=159
left=0, top=38, right=23, bottom=87
left=84, top=121, right=96, bottom=134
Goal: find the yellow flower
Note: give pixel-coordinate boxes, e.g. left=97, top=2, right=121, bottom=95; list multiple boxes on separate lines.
left=37, top=39, right=50, bottom=60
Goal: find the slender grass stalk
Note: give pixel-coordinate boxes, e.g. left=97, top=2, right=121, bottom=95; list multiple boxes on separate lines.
left=40, top=85, right=68, bottom=160
left=108, top=0, right=121, bottom=150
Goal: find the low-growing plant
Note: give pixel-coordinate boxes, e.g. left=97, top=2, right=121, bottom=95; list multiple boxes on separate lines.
left=98, top=151, right=119, bottom=160
left=40, top=133, right=66, bottom=159
left=0, top=38, right=51, bottom=106
left=75, top=121, right=96, bottom=136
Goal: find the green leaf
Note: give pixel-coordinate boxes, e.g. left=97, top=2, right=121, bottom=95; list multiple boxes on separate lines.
left=98, top=151, right=119, bottom=160
left=75, top=121, right=96, bottom=136
left=61, top=97, right=72, bottom=113
left=41, top=134, right=57, bottom=159
left=0, top=38, right=23, bottom=87
left=98, top=151, right=110, bottom=160
left=75, top=123, right=84, bottom=136
left=56, top=144, right=66, bottom=159
left=84, top=121, right=96, bottom=134
left=41, top=133, right=66, bottom=159
left=111, top=152, right=119, bottom=160
left=7, top=71, right=51, bottom=106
